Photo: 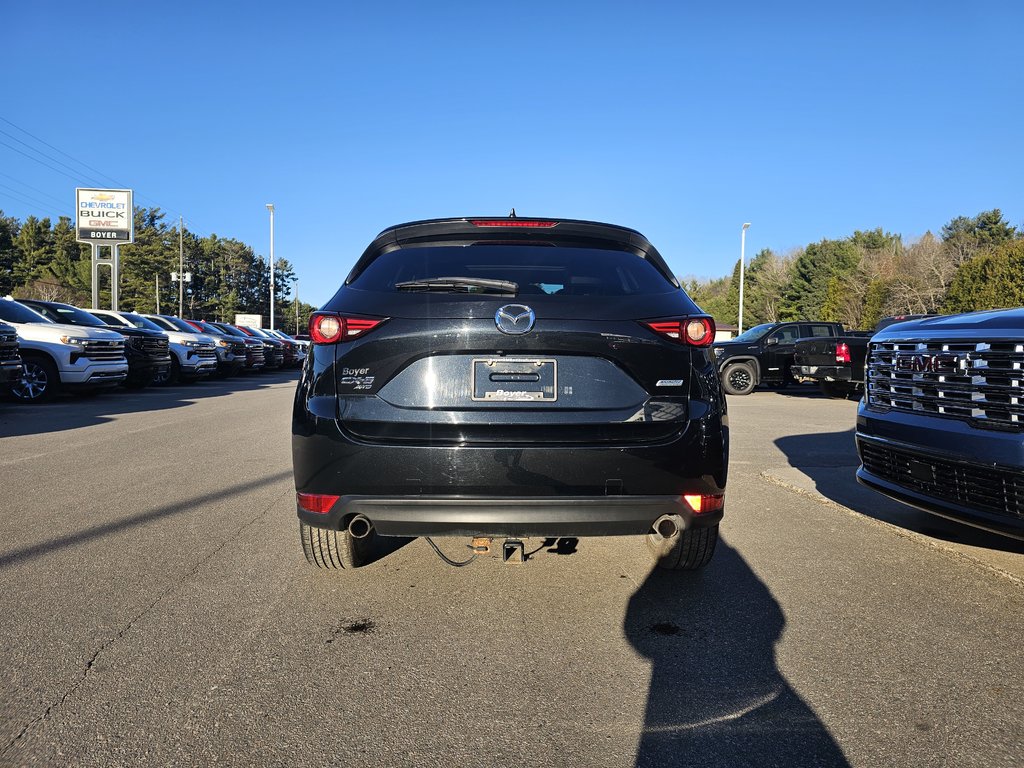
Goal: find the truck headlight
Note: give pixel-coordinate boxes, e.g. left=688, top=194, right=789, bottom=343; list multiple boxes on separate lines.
left=60, top=336, right=87, bottom=346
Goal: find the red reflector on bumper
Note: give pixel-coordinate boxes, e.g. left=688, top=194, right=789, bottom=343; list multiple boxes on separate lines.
left=682, top=494, right=725, bottom=514
left=296, top=492, right=340, bottom=514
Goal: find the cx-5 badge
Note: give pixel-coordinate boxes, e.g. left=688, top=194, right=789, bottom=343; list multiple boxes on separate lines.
left=495, top=304, right=535, bottom=335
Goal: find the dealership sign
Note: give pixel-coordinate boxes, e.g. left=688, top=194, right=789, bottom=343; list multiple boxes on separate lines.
left=76, top=188, right=134, bottom=243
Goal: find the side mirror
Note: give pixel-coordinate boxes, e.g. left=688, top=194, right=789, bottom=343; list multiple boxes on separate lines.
left=765, top=337, right=778, bottom=346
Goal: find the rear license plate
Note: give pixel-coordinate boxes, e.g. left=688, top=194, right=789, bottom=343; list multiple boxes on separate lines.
left=471, top=358, right=557, bottom=402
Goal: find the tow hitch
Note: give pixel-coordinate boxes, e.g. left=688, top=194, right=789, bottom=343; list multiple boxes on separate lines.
left=424, top=537, right=530, bottom=567
left=502, top=539, right=525, bottom=564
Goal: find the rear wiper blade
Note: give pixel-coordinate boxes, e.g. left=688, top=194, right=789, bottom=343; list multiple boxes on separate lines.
left=394, top=276, right=519, bottom=295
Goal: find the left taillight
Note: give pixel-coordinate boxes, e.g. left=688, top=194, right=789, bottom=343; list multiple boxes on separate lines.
left=296, top=492, right=340, bottom=514
left=642, top=317, right=716, bottom=347
left=835, top=343, right=851, bottom=364
left=309, top=312, right=386, bottom=344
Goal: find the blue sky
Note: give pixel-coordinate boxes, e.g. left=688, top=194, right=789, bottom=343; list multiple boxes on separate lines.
left=3, top=1, right=1022, bottom=306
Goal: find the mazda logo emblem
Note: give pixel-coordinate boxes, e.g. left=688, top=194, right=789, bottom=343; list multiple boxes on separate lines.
left=495, top=304, right=535, bottom=335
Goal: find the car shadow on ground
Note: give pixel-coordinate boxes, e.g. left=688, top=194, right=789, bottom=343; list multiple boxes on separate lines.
left=624, top=540, right=850, bottom=768
left=774, top=428, right=1024, bottom=555
left=0, top=369, right=300, bottom=438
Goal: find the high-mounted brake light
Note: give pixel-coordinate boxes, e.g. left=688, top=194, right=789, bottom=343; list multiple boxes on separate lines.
left=642, top=317, right=715, bottom=347
left=470, top=220, right=558, bottom=228
left=308, top=313, right=385, bottom=344
left=682, top=494, right=725, bottom=514
left=296, top=492, right=340, bottom=514
left=836, top=343, right=851, bottom=364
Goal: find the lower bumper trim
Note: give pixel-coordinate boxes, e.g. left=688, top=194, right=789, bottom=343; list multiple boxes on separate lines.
left=298, top=494, right=723, bottom=537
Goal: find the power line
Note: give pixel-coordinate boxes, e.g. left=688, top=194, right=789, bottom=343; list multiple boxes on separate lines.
left=0, top=126, right=110, bottom=188
left=0, top=182, right=69, bottom=214
left=0, top=114, right=215, bottom=237
left=0, top=115, right=128, bottom=189
left=0, top=171, right=71, bottom=208
left=0, top=188, right=64, bottom=219
left=0, top=138, right=91, bottom=185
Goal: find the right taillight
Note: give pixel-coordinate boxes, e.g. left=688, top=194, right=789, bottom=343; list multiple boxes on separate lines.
left=836, top=343, right=851, bottom=364
left=642, top=317, right=716, bottom=347
left=308, top=313, right=386, bottom=344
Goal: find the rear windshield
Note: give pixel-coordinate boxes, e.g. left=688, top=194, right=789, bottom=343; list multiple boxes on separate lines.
left=350, top=245, right=676, bottom=297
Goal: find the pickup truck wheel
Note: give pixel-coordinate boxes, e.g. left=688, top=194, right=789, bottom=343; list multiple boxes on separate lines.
left=647, top=523, right=718, bottom=570
left=722, top=362, right=756, bottom=395
left=299, top=520, right=376, bottom=569
left=819, top=381, right=853, bottom=399
left=11, top=355, right=60, bottom=403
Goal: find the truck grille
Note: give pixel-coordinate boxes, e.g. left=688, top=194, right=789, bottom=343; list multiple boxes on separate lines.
left=231, top=342, right=247, bottom=356
left=247, top=346, right=265, bottom=366
left=860, top=440, right=1024, bottom=521
left=0, top=333, right=18, bottom=361
left=866, top=340, right=1024, bottom=429
left=196, top=344, right=217, bottom=360
left=134, top=337, right=170, bottom=356
left=83, top=339, right=125, bottom=361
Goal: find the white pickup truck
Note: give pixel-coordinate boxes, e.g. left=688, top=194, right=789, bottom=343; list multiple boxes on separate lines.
left=0, top=297, right=128, bottom=402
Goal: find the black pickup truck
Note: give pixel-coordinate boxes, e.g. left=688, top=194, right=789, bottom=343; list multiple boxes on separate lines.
left=713, top=321, right=847, bottom=395
left=0, top=321, right=22, bottom=390
left=857, top=309, right=1024, bottom=540
left=792, top=315, right=936, bottom=398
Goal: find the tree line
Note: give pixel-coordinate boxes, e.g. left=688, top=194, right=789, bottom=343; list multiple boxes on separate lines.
left=0, top=206, right=317, bottom=332
left=686, top=209, right=1022, bottom=330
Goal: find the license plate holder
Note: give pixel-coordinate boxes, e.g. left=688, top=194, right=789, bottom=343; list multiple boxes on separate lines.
left=471, top=358, right=557, bottom=402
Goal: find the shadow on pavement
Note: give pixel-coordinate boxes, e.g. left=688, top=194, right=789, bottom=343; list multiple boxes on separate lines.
left=0, top=369, right=299, bottom=439
left=774, top=428, right=1024, bottom=554
left=624, top=541, right=849, bottom=767
left=0, top=470, right=293, bottom=569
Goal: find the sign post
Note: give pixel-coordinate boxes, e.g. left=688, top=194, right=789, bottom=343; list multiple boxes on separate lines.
left=76, top=188, right=134, bottom=310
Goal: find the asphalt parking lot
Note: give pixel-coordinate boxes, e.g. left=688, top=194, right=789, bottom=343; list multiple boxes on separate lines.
left=1, top=377, right=1021, bottom=767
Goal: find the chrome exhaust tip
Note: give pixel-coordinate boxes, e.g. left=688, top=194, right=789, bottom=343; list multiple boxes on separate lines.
left=653, top=514, right=684, bottom=539
left=347, top=514, right=373, bottom=539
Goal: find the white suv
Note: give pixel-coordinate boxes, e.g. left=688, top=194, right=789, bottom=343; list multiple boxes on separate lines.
left=0, top=297, right=128, bottom=402
left=90, top=310, right=218, bottom=385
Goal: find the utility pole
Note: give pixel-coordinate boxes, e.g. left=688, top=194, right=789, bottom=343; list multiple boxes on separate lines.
left=156, top=275, right=160, bottom=314
left=294, top=280, right=299, bottom=335
left=178, top=215, right=184, bottom=317
left=267, top=203, right=275, bottom=330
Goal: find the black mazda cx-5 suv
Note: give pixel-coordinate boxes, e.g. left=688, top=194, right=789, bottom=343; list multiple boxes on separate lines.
left=292, top=217, right=729, bottom=571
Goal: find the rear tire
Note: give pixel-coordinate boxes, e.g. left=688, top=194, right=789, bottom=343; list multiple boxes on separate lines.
left=12, top=355, right=60, bottom=403
left=299, top=520, right=376, bottom=569
left=647, top=523, right=719, bottom=570
left=722, top=362, right=756, bottom=395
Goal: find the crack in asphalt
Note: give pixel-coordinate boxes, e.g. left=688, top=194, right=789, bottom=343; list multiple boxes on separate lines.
left=0, top=484, right=292, bottom=758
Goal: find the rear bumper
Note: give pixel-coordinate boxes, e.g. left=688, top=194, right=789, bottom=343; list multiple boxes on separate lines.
left=792, top=364, right=851, bottom=382
left=293, top=391, right=729, bottom=537
left=298, top=494, right=723, bottom=537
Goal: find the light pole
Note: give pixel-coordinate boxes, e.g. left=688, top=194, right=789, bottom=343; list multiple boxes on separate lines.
left=267, top=203, right=275, bottom=330
left=738, top=222, right=751, bottom=335
left=178, top=215, right=184, bottom=317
